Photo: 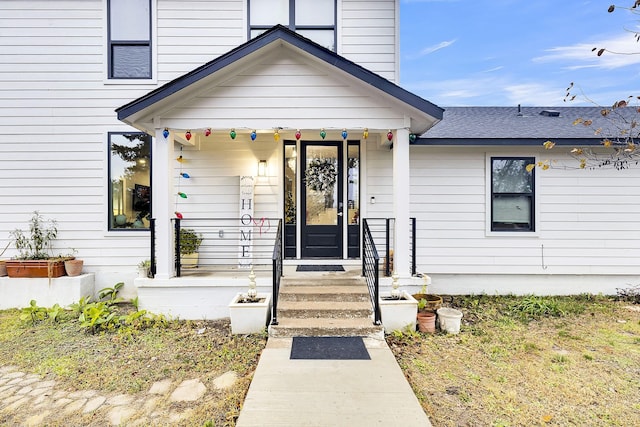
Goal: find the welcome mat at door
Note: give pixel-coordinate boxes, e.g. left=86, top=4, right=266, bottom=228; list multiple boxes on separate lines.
left=290, top=336, right=370, bottom=360
left=296, top=265, right=344, bottom=272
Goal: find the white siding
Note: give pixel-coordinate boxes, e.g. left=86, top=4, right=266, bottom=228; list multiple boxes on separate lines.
left=409, top=146, right=640, bottom=281
left=159, top=49, right=407, bottom=130
left=341, top=0, right=397, bottom=81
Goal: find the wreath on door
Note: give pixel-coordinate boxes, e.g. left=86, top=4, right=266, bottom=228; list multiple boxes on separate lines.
left=304, top=157, right=337, bottom=192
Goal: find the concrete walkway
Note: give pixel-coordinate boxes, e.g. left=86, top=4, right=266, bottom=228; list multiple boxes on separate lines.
left=236, top=337, right=432, bottom=426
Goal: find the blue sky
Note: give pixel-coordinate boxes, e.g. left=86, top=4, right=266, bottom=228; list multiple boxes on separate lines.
left=399, top=0, right=640, bottom=107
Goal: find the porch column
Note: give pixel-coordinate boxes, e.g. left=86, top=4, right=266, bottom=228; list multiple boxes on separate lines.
left=392, top=128, right=411, bottom=277
left=153, top=127, right=175, bottom=279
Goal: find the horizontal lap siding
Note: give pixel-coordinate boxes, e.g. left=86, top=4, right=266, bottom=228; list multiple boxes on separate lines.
left=162, top=50, right=405, bottom=129
left=0, top=1, right=246, bottom=285
left=410, top=146, right=640, bottom=276
left=341, top=0, right=397, bottom=81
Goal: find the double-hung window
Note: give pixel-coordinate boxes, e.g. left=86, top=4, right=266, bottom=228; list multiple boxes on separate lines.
left=248, top=0, right=336, bottom=51
left=491, top=157, right=535, bottom=231
left=108, top=133, right=152, bottom=230
left=107, top=0, right=152, bottom=79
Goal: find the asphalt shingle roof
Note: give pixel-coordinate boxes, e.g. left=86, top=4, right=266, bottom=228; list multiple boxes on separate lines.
left=418, top=106, right=637, bottom=145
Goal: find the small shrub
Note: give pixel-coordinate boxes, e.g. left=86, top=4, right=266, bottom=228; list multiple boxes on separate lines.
left=19, top=300, right=47, bottom=325
left=616, top=285, right=640, bottom=304
left=510, top=295, right=566, bottom=320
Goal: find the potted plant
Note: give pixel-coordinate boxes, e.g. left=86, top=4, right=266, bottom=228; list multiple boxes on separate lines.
left=63, top=249, right=84, bottom=277
left=5, top=211, right=66, bottom=278
left=229, top=270, right=271, bottom=334
left=138, top=259, right=151, bottom=278
left=379, top=273, right=418, bottom=334
left=179, top=228, right=203, bottom=268
left=412, top=275, right=442, bottom=313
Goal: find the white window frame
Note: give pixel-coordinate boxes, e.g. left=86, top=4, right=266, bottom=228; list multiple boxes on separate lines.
left=485, top=153, right=540, bottom=237
left=103, top=0, right=158, bottom=84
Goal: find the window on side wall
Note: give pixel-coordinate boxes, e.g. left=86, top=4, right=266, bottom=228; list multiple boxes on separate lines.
left=491, top=157, right=535, bottom=232
left=109, top=132, right=152, bottom=230
left=248, top=0, right=336, bottom=51
left=107, top=0, right=152, bottom=79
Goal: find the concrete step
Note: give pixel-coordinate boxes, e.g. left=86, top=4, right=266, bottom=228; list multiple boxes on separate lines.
left=281, top=276, right=366, bottom=287
left=279, top=285, right=370, bottom=302
left=269, top=317, right=383, bottom=339
left=278, top=300, right=372, bottom=319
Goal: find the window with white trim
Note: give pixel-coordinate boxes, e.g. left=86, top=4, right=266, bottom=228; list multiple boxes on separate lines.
left=491, top=157, right=535, bottom=231
left=108, top=132, right=152, bottom=230
left=107, top=0, right=152, bottom=79
left=248, top=0, right=336, bottom=51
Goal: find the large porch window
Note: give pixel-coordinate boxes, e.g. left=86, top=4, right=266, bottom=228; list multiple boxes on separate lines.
left=248, top=0, right=336, bottom=51
left=108, top=132, right=152, bottom=230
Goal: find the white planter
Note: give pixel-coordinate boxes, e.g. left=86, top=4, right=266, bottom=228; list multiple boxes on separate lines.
left=437, top=307, right=463, bottom=334
left=229, top=293, right=271, bottom=334
left=379, top=291, right=418, bottom=334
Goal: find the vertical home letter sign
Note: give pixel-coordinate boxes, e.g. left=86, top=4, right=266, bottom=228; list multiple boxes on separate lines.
left=238, top=176, right=254, bottom=268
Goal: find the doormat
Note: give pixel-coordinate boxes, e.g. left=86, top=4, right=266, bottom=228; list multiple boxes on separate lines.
left=290, top=336, right=370, bottom=360
left=296, top=265, right=344, bottom=272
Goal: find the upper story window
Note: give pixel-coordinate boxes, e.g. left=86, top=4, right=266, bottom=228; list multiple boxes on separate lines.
left=107, top=0, right=152, bottom=79
left=249, top=0, right=336, bottom=51
left=491, top=157, right=535, bottom=232
left=109, top=132, right=152, bottom=230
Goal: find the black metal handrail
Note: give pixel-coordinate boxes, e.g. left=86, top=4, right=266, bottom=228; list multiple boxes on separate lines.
left=271, top=219, right=283, bottom=325
left=362, top=219, right=381, bottom=325
left=365, top=217, right=417, bottom=276
left=149, top=218, right=156, bottom=278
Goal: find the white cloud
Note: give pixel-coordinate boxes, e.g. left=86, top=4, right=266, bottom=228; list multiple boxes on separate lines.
left=407, top=39, right=457, bottom=59
left=533, top=33, right=640, bottom=70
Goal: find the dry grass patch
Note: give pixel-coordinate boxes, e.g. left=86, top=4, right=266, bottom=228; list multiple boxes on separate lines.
left=0, top=309, right=266, bottom=426
left=388, top=295, right=640, bottom=427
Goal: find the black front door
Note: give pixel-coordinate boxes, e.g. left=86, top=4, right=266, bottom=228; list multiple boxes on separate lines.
left=301, top=142, right=343, bottom=258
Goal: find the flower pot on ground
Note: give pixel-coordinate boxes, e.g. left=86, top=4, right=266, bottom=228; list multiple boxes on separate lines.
left=417, top=311, right=436, bottom=333
left=228, top=293, right=272, bottom=334
left=414, top=294, right=443, bottom=313
left=437, top=307, right=463, bottom=334
left=179, top=228, right=203, bottom=268
left=379, top=291, right=418, bottom=334
left=64, top=259, right=84, bottom=277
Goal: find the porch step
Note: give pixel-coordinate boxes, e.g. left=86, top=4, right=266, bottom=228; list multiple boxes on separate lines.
left=277, top=300, right=372, bottom=319
left=269, top=274, right=384, bottom=339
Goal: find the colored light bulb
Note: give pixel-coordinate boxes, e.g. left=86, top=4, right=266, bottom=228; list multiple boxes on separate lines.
left=342, top=129, right=348, bottom=140
left=363, top=128, right=369, bottom=139
left=176, top=156, right=184, bottom=163
left=178, top=192, right=187, bottom=199
left=163, top=128, right=169, bottom=139
left=250, top=130, right=257, bottom=141
left=230, top=129, right=236, bottom=140
left=409, top=134, right=416, bottom=143
left=204, top=128, right=211, bottom=137
left=274, top=130, right=280, bottom=141
left=320, top=129, right=326, bottom=139
left=185, top=130, right=192, bottom=141
left=295, top=130, right=301, bottom=140
left=387, top=130, right=393, bottom=141
left=180, top=172, right=190, bottom=178
left=175, top=212, right=183, bottom=219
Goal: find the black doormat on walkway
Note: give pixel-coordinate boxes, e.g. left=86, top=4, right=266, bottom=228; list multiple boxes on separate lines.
left=296, top=265, right=344, bottom=272
left=290, top=336, right=370, bottom=360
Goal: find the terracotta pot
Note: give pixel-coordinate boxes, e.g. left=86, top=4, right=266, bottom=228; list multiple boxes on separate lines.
left=417, top=311, right=436, bottom=333
left=0, top=260, right=7, bottom=277
left=64, top=259, right=84, bottom=277
left=5, top=260, right=66, bottom=278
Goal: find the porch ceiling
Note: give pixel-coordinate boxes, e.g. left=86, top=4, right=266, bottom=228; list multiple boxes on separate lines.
left=116, top=25, right=443, bottom=137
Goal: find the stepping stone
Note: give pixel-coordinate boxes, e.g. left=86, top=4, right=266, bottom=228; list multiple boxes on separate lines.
left=108, top=406, right=136, bottom=426
left=170, top=379, right=206, bottom=402
left=64, top=398, right=87, bottom=413
left=213, top=371, right=238, bottom=390
left=148, top=379, right=172, bottom=395
left=84, top=396, right=106, bottom=413
left=107, top=394, right=134, bottom=406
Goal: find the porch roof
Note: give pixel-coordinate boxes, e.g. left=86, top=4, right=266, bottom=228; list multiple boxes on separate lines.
left=116, top=25, right=443, bottom=135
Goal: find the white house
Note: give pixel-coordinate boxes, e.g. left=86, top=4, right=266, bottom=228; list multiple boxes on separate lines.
left=1, top=1, right=638, bottom=319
